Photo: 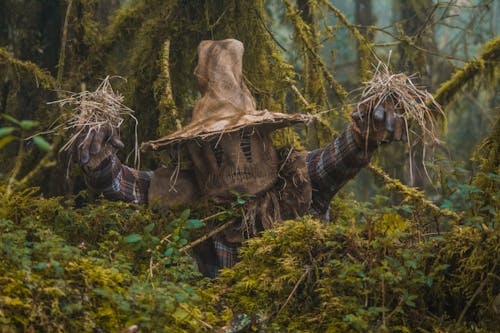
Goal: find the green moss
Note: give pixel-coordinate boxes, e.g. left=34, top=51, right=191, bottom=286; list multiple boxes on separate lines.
left=434, top=36, right=500, bottom=107
left=0, top=186, right=212, bottom=332
left=207, top=205, right=498, bottom=332
left=0, top=48, right=57, bottom=89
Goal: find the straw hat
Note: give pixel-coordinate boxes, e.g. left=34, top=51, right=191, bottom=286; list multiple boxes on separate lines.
left=141, top=39, right=313, bottom=151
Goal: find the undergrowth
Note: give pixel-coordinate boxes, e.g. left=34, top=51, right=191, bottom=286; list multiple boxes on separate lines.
left=206, top=195, right=497, bottom=332
left=1, top=168, right=497, bottom=332
left=0, top=188, right=212, bottom=332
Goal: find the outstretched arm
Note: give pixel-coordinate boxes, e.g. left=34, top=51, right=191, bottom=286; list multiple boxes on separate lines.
left=77, top=126, right=153, bottom=204
left=307, top=103, right=404, bottom=215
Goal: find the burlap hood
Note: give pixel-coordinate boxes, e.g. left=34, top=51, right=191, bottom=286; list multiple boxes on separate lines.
left=141, top=39, right=313, bottom=151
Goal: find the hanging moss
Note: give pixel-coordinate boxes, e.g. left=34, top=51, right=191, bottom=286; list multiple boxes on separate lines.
left=295, top=0, right=327, bottom=107
left=284, top=0, right=348, bottom=106
left=58, top=0, right=106, bottom=88
left=320, top=0, right=373, bottom=82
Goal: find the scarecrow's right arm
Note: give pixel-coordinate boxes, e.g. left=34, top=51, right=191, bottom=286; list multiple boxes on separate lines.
left=77, top=127, right=152, bottom=204
left=307, top=102, right=404, bottom=215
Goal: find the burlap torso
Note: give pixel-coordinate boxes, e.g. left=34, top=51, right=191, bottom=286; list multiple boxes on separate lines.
left=148, top=149, right=312, bottom=243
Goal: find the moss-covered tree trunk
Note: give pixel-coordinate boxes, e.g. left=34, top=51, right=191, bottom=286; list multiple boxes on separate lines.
left=355, top=0, right=374, bottom=78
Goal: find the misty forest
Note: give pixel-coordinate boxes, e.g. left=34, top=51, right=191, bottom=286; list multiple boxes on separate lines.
left=0, top=0, right=499, bottom=332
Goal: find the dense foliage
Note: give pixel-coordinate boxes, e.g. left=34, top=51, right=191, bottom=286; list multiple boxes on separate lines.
left=0, top=0, right=498, bottom=332
left=0, top=188, right=210, bottom=331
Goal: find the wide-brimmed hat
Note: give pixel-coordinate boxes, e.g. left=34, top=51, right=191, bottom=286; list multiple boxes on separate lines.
left=141, top=39, right=313, bottom=152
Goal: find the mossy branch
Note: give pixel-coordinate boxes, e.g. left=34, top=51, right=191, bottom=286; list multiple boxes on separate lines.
left=320, top=0, right=373, bottom=81
left=18, top=136, right=61, bottom=187
left=0, top=48, right=57, bottom=89
left=283, top=0, right=348, bottom=106
left=473, top=115, right=500, bottom=174
left=156, top=39, right=180, bottom=136
left=368, top=163, right=460, bottom=220
left=434, top=36, right=500, bottom=107
left=57, top=0, right=73, bottom=86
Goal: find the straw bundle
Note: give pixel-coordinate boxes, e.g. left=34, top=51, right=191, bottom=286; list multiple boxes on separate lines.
left=357, top=63, right=444, bottom=147
left=357, top=63, right=445, bottom=182
left=53, top=76, right=139, bottom=167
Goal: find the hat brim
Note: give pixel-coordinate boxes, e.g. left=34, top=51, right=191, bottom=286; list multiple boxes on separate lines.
left=141, top=110, right=314, bottom=152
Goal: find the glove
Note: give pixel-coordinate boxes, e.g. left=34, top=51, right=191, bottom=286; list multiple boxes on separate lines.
left=351, top=101, right=406, bottom=149
left=75, top=125, right=124, bottom=170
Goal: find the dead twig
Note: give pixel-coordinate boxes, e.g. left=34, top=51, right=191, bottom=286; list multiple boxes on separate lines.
left=458, top=262, right=497, bottom=324
left=277, top=266, right=311, bottom=317
left=179, top=219, right=235, bottom=253
left=179, top=303, right=214, bottom=330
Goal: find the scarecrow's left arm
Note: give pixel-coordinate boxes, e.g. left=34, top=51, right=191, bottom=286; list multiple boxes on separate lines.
left=307, top=103, right=403, bottom=215
left=76, top=126, right=153, bottom=204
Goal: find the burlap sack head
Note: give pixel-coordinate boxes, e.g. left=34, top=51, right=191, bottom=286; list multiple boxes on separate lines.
left=141, top=39, right=313, bottom=151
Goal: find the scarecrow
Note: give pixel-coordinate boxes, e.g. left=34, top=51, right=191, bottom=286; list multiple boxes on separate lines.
left=75, top=39, right=409, bottom=277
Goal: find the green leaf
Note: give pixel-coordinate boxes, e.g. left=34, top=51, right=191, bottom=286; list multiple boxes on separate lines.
left=144, top=223, right=154, bottom=233
left=487, top=173, right=500, bottom=182
left=93, top=288, right=110, bottom=297
left=3, top=114, right=21, bottom=125
left=172, top=307, right=189, bottom=321
left=164, top=247, right=174, bottom=256
left=33, top=262, right=48, bottom=270
left=179, top=209, right=190, bottom=221
left=0, top=127, right=15, bottom=138
left=0, top=136, right=14, bottom=149
left=185, top=219, right=202, bottom=229
left=51, top=260, right=63, bottom=274
left=405, top=299, right=416, bottom=307
left=175, top=293, right=185, bottom=302
left=124, top=234, right=142, bottom=243
left=440, top=199, right=453, bottom=209
left=32, top=136, right=51, bottom=152
left=19, top=120, right=39, bottom=130
left=119, top=300, right=130, bottom=311
left=406, top=260, right=417, bottom=269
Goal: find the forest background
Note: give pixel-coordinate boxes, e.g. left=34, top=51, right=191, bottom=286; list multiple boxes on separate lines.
left=0, top=0, right=498, bottom=332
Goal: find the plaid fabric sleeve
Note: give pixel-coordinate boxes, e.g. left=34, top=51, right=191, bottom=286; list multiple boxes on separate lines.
left=307, top=124, right=375, bottom=215
left=82, top=155, right=153, bottom=204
